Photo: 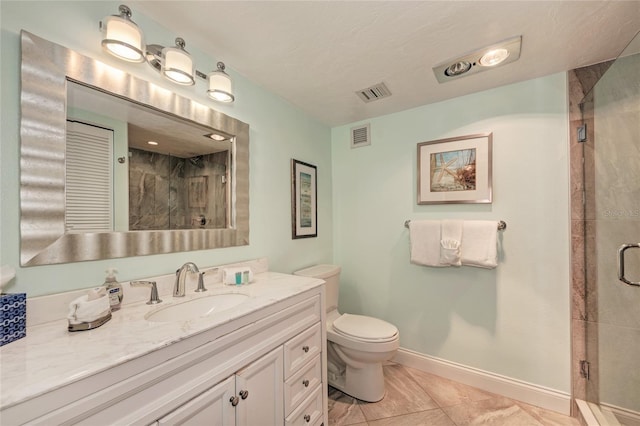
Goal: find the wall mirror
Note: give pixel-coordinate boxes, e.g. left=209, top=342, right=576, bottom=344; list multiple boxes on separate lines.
left=20, top=31, right=249, bottom=266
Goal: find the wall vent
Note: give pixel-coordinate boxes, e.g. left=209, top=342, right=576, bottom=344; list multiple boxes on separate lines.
left=351, top=123, right=371, bottom=148
left=356, top=82, right=391, bottom=103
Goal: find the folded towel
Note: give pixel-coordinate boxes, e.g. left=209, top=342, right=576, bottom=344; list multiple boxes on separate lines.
left=409, top=220, right=445, bottom=267
left=67, top=293, right=111, bottom=325
left=461, top=220, right=498, bottom=269
left=440, top=220, right=463, bottom=266
left=222, top=266, right=254, bottom=285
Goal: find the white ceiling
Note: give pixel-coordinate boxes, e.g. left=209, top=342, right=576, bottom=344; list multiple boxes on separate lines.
left=130, top=1, right=640, bottom=127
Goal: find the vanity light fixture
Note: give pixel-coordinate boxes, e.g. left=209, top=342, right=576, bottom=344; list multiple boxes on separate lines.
left=206, top=62, right=235, bottom=103
left=161, top=38, right=195, bottom=86
left=100, top=4, right=145, bottom=62
left=433, top=36, right=522, bottom=83
left=147, top=141, right=159, bottom=146
left=100, top=4, right=234, bottom=102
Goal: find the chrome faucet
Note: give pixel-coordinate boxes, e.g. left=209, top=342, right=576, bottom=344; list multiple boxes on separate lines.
left=131, top=280, right=162, bottom=304
left=174, top=262, right=207, bottom=297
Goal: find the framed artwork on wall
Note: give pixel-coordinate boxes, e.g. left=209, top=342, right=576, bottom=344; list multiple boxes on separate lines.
left=291, top=159, right=317, bottom=238
left=417, top=133, right=492, bottom=204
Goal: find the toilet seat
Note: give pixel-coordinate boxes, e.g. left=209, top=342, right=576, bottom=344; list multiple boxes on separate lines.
left=332, top=313, right=398, bottom=343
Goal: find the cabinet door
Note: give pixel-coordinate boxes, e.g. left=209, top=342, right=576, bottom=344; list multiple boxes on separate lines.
left=157, top=376, right=236, bottom=426
left=235, top=347, right=284, bottom=426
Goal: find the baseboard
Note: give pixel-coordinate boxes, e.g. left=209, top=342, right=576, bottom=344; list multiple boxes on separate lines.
left=601, top=402, right=640, bottom=426
left=392, top=347, right=571, bottom=415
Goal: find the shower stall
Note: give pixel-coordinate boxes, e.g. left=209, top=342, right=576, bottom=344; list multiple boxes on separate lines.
left=571, top=31, right=640, bottom=425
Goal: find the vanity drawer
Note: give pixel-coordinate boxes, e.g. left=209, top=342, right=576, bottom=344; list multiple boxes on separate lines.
left=284, top=355, right=322, bottom=416
left=284, top=322, right=322, bottom=379
left=285, top=385, right=323, bottom=426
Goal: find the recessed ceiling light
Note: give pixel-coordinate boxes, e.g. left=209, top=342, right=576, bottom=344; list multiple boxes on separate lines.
left=147, top=140, right=159, bottom=145
left=479, top=48, right=510, bottom=67
left=432, top=36, right=522, bottom=83
left=444, top=61, right=472, bottom=77
left=205, top=133, right=227, bottom=141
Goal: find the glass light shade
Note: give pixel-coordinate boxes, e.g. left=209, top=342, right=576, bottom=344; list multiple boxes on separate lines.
left=101, top=15, right=145, bottom=62
left=162, top=46, right=195, bottom=85
left=207, top=69, right=234, bottom=103
left=479, top=48, right=510, bottom=67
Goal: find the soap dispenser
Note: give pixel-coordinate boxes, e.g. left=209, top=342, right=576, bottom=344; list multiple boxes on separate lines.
left=104, top=268, right=123, bottom=311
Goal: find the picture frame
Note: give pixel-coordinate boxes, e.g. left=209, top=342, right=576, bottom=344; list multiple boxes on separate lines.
left=417, top=133, right=492, bottom=204
left=291, top=159, right=317, bottom=238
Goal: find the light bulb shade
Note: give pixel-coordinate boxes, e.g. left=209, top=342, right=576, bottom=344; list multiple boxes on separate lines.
left=101, top=13, right=145, bottom=62
left=207, top=64, right=234, bottom=103
left=162, top=45, right=195, bottom=86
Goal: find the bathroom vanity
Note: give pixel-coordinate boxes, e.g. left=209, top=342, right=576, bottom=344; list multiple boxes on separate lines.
left=0, top=267, right=327, bottom=426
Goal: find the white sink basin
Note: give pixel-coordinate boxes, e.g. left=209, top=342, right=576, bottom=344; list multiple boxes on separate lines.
left=145, top=293, right=249, bottom=322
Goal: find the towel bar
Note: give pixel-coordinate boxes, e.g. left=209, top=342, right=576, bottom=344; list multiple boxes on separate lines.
left=404, top=220, right=507, bottom=231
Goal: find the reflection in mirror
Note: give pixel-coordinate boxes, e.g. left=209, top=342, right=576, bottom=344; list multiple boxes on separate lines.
left=20, top=31, right=249, bottom=266
left=66, top=81, right=232, bottom=232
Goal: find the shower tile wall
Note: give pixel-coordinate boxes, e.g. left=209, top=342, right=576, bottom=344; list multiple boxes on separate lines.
left=569, top=52, right=640, bottom=417
left=591, top=52, right=640, bottom=415
left=568, top=61, right=612, bottom=410
left=129, top=149, right=228, bottom=230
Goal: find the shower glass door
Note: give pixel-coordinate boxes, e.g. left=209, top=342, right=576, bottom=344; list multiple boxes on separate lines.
left=582, top=31, right=640, bottom=425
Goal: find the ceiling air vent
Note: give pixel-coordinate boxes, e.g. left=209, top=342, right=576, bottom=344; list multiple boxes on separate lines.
left=351, top=123, right=371, bottom=148
left=356, top=82, right=391, bottom=103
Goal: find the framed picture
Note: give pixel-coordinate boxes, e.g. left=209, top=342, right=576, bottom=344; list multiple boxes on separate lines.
left=417, top=133, right=492, bottom=204
left=291, top=159, right=317, bottom=238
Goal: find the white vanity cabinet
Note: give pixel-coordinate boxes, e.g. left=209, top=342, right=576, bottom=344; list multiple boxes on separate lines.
left=155, top=375, right=236, bottom=425
left=0, top=283, right=328, bottom=426
left=155, top=347, right=284, bottom=426
left=154, top=322, right=325, bottom=426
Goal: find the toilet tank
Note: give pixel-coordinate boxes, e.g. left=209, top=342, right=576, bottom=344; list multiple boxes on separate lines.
left=294, top=264, right=341, bottom=312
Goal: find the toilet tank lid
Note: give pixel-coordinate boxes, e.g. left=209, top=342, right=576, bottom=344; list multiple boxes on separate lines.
left=293, top=264, right=341, bottom=279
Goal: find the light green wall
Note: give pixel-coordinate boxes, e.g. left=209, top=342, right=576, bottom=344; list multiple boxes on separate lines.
left=331, top=74, right=571, bottom=392
left=0, top=1, right=332, bottom=296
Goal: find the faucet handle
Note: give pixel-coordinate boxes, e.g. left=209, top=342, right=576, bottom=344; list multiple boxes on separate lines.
left=131, top=280, right=163, bottom=305
left=195, top=272, right=207, bottom=293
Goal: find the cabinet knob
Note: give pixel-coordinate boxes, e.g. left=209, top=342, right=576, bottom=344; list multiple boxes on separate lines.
left=302, top=345, right=310, bottom=353
left=302, top=379, right=310, bottom=387
left=230, top=396, right=239, bottom=407
left=239, top=389, right=249, bottom=400
left=304, top=414, right=311, bottom=422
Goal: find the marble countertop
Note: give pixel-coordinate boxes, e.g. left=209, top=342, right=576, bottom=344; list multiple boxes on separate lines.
left=0, top=271, right=324, bottom=409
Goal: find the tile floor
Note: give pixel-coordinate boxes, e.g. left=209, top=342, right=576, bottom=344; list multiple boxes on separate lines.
left=328, top=363, right=580, bottom=426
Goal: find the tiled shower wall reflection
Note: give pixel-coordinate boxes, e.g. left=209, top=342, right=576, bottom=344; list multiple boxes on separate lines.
left=129, top=149, right=228, bottom=230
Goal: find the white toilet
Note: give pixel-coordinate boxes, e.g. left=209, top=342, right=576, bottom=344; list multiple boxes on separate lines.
left=294, top=264, right=399, bottom=402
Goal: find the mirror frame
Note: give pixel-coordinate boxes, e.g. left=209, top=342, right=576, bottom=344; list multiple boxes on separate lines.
left=20, top=31, right=249, bottom=266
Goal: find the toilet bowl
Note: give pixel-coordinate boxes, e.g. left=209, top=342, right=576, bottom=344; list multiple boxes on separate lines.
left=294, top=264, right=399, bottom=402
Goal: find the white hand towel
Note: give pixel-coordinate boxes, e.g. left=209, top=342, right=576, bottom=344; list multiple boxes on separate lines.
left=461, top=220, right=498, bottom=269
left=440, top=220, right=463, bottom=266
left=67, top=294, right=111, bottom=325
left=409, top=220, right=445, bottom=267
